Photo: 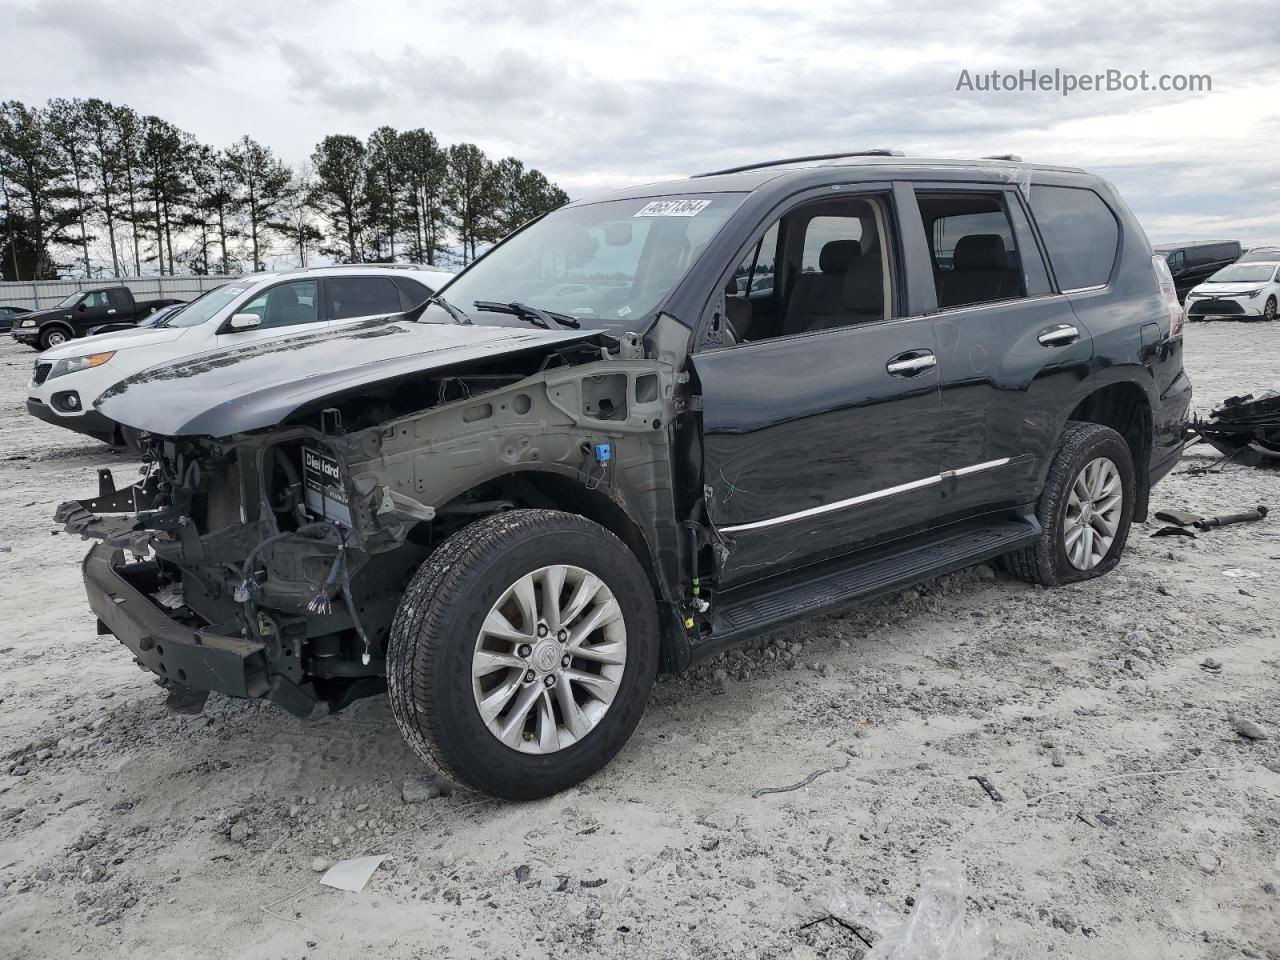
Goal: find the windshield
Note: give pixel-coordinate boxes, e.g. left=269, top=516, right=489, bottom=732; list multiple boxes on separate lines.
left=56, top=292, right=83, bottom=308
left=440, top=194, right=743, bottom=330
left=1240, top=248, right=1280, bottom=262
left=145, top=304, right=183, bottom=326
left=1209, top=263, right=1276, bottom=283
left=163, top=283, right=248, bottom=327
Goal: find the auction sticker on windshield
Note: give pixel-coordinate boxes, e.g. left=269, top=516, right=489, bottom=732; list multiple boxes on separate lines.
left=634, top=199, right=713, bottom=217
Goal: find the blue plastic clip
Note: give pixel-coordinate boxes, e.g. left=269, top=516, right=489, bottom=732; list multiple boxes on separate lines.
left=593, top=443, right=612, bottom=463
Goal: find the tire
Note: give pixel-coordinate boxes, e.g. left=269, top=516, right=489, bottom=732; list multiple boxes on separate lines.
left=1264, top=296, right=1277, bottom=322
left=39, top=326, right=70, bottom=350
left=1004, top=422, right=1136, bottom=587
left=118, top=425, right=145, bottom=455
left=387, top=509, right=659, bottom=800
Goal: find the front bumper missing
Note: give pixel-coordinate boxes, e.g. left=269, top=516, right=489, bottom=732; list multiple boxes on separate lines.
left=83, top=542, right=271, bottom=699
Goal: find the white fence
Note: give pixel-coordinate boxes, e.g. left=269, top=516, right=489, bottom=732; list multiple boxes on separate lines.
left=0, top=275, right=245, bottom=310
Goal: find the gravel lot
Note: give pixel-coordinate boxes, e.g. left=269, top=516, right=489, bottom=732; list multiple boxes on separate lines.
left=0, top=323, right=1277, bottom=960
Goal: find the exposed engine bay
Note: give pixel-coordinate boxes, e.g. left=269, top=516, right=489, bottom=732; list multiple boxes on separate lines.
left=58, top=324, right=698, bottom=716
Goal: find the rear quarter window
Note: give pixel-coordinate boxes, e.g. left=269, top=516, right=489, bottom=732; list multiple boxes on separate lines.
left=1029, top=186, right=1120, bottom=291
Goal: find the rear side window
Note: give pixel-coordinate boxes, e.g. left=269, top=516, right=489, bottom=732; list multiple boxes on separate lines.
left=329, top=277, right=403, bottom=320
left=1029, top=186, right=1119, bottom=291
left=915, top=192, right=1027, bottom=309
left=395, top=276, right=433, bottom=307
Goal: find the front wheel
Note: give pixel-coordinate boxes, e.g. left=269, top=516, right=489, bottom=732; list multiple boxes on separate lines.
left=1005, top=422, right=1136, bottom=587
left=1264, top=296, right=1277, bottom=322
left=387, top=509, right=658, bottom=800
left=39, top=327, right=69, bottom=350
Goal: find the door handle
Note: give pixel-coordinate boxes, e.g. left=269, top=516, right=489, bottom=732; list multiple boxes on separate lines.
left=886, top=350, right=937, bottom=376
left=1038, top=323, right=1079, bottom=346
left=106, top=309, right=117, bottom=315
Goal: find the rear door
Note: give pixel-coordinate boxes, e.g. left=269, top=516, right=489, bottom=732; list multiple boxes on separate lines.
left=691, top=184, right=944, bottom=587
left=906, top=181, right=1094, bottom=523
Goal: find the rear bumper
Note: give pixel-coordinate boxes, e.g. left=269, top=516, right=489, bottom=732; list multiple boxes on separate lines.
left=26, top=397, right=117, bottom=443
left=83, top=543, right=271, bottom=699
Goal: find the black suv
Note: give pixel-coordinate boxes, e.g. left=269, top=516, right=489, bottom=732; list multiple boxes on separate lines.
left=60, top=153, right=1190, bottom=799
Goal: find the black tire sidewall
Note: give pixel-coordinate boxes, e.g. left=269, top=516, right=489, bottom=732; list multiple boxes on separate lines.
left=41, top=328, right=68, bottom=350
left=1045, top=430, right=1135, bottom=584
left=416, top=518, right=657, bottom=799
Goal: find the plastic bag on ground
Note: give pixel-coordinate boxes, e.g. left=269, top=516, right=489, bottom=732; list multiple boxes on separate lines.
left=816, top=859, right=992, bottom=960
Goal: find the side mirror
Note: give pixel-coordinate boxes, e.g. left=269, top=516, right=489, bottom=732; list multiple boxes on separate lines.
left=229, top=313, right=262, bottom=331
left=77, top=302, right=87, bottom=312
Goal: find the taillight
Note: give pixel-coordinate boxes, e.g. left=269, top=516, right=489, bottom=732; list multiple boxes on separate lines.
left=1152, top=255, right=1184, bottom=339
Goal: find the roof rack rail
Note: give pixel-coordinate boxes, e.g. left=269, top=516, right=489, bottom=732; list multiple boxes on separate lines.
left=981, top=153, right=1024, bottom=162
left=693, top=149, right=905, bottom=178
left=305, top=262, right=429, bottom=271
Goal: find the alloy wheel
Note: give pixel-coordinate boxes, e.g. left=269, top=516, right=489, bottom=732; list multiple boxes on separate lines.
left=1063, top=456, right=1123, bottom=570
left=471, top=564, right=627, bottom=754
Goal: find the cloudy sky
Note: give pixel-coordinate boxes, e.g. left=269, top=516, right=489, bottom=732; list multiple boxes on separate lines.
left=4, top=0, right=1278, bottom=244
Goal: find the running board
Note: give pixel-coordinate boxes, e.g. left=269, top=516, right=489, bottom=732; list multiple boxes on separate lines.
left=701, top=517, right=1040, bottom=656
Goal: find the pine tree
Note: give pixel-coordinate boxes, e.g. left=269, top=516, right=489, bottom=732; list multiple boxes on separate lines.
left=310, top=135, right=369, bottom=263
left=45, top=98, right=95, bottom=276
left=445, top=142, right=496, bottom=264
left=226, top=135, right=291, bottom=271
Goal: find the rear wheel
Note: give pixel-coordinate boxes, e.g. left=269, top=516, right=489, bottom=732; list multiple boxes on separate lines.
left=1005, top=422, right=1136, bottom=587
left=387, top=509, right=658, bottom=800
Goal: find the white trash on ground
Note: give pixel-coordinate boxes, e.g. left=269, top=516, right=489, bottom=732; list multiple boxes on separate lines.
left=319, top=855, right=386, bottom=893
left=817, top=859, right=992, bottom=960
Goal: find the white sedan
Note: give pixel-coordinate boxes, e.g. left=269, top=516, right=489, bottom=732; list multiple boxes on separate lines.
left=1184, top=261, right=1280, bottom=322
left=26, top=265, right=454, bottom=445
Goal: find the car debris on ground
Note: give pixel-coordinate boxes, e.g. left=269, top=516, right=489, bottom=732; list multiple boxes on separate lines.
left=1192, top=389, right=1280, bottom=466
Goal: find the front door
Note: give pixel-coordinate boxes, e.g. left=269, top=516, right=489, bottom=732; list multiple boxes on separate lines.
left=214, top=278, right=327, bottom=347
left=73, top=290, right=113, bottom=334
left=691, top=188, right=943, bottom=588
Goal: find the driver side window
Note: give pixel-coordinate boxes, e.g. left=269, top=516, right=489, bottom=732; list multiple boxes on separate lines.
left=239, top=280, right=321, bottom=330
left=721, top=195, right=894, bottom=344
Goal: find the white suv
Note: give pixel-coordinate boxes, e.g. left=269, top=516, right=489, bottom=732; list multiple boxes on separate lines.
left=26, top=265, right=454, bottom=444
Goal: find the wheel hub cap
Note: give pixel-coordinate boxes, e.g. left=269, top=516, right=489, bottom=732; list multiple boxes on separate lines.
left=471, top=564, right=627, bottom=755
left=530, top=638, right=561, bottom=674
left=1064, top=456, right=1122, bottom=570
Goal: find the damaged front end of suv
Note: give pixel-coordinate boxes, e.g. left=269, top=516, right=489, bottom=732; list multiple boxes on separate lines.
left=58, top=313, right=693, bottom=719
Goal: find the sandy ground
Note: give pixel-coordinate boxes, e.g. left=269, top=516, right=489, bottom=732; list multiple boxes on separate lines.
left=0, top=323, right=1277, bottom=960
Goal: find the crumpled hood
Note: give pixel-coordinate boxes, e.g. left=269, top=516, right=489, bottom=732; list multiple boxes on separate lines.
left=94, top=317, right=598, bottom=437
left=43, top=325, right=190, bottom=359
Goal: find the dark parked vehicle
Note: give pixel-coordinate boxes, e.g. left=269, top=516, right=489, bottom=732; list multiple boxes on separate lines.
left=86, top=301, right=186, bottom=337
left=10, top=286, right=185, bottom=350
left=1154, top=240, right=1241, bottom=300
left=0, top=305, right=32, bottom=333
left=58, top=152, right=1190, bottom=799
